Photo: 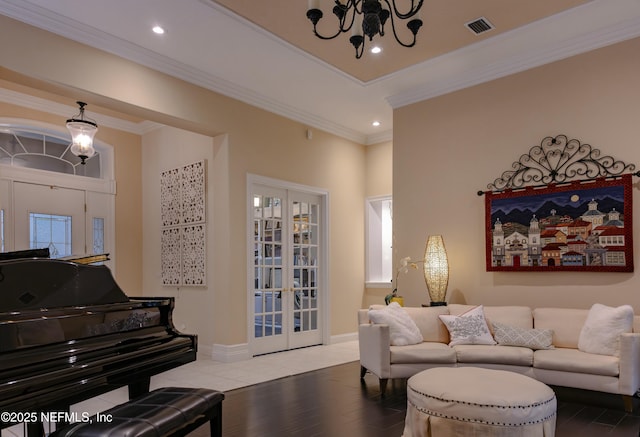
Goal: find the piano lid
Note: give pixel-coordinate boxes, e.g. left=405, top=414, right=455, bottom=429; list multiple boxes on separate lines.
left=0, top=258, right=129, bottom=313
left=0, top=248, right=50, bottom=261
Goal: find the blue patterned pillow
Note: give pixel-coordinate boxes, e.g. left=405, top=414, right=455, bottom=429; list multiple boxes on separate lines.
left=493, top=322, right=554, bottom=350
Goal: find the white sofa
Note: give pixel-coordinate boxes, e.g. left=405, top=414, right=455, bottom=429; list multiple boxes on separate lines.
left=358, top=304, right=640, bottom=411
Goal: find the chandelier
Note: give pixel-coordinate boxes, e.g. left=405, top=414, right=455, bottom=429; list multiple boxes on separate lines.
left=66, top=101, right=98, bottom=165
left=306, top=0, right=424, bottom=59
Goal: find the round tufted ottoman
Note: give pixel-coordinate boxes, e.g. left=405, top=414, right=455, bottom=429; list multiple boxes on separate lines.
left=402, top=367, right=556, bottom=437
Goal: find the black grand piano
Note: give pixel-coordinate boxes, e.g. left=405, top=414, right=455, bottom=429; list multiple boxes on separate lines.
left=0, top=257, right=197, bottom=434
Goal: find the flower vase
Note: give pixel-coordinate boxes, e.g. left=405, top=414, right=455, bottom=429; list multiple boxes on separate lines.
left=390, top=296, right=404, bottom=306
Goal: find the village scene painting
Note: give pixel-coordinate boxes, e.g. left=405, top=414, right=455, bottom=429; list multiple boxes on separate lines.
left=486, top=178, right=633, bottom=272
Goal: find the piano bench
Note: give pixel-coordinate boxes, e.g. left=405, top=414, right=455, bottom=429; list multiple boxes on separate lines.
left=50, top=387, right=224, bottom=437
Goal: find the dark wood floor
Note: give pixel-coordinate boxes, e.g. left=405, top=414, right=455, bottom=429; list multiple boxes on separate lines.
left=192, top=361, right=640, bottom=437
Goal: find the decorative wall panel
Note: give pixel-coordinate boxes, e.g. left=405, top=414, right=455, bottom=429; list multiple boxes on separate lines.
left=160, top=160, right=206, bottom=286
left=160, top=167, right=181, bottom=227
left=161, top=227, right=181, bottom=285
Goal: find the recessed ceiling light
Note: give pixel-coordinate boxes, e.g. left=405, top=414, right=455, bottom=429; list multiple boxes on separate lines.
left=371, top=46, right=382, bottom=54
left=152, top=25, right=165, bottom=35
left=372, top=121, right=381, bottom=127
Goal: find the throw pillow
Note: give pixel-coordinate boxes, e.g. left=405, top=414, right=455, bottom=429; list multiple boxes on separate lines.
left=368, top=302, right=424, bottom=346
left=438, top=305, right=496, bottom=346
left=578, top=303, right=634, bottom=356
left=492, top=322, right=554, bottom=350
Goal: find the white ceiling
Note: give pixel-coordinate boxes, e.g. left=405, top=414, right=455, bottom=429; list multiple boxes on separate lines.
left=1, top=0, right=640, bottom=145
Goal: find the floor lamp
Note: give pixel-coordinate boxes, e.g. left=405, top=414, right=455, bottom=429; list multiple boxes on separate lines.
left=423, top=235, right=449, bottom=306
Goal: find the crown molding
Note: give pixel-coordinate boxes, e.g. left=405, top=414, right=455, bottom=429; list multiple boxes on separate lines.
left=365, top=129, right=393, bottom=145
left=4, top=0, right=639, bottom=144
left=0, top=88, right=150, bottom=134
left=0, top=0, right=368, bottom=145
left=386, top=0, right=640, bottom=108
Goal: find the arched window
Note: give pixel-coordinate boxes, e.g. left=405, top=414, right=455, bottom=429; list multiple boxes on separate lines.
left=0, top=127, right=101, bottom=178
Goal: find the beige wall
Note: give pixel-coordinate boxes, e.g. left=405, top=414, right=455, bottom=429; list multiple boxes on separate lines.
left=141, top=126, right=216, bottom=344
left=365, top=140, right=392, bottom=198
left=393, top=37, right=640, bottom=309
left=363, top=141, right=394, bottom=307
left=0, top=15, right=373, bottom=351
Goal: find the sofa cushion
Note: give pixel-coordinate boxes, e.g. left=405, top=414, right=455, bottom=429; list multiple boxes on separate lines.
left=449, top=304, right=533, bottom=332
left=390, top=342, right=457, bottom=364
left=534, top=348, right=619, bottom=377
left=403, top=306, right=451, bottom=343
left=533, top=308, right=587, bottom=349
left=493, top=322, right=554, bottom=350
left=578, top=303, right=634, bottom=356
left=454, top=344, right=533, bottom=366
left=439, top=305, right=497, bottom=346
left=369, top=302, right=423, bottom=346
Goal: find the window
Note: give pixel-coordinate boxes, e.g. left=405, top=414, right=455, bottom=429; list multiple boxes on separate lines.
left=366, top=196, right=392, bottom=286
left=93, top=217, right=105, bottom=254
left=0, top=129, right=101, bottom=177
left=29, top=213, right=72, bottom=258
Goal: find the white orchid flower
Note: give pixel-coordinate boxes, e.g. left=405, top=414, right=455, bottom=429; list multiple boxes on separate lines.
left=398, top=256, right=411, bottom=274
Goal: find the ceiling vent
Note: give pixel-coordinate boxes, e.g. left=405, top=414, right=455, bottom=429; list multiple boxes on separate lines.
left=465, top=17, right=494, bottom=35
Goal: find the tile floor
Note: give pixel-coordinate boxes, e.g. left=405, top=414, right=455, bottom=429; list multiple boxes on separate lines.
left=1, top=341, right=360, bottom=437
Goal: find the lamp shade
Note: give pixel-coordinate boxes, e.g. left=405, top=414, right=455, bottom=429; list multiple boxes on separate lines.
left=423, top=235, right=449, bottom=305
left=66, top=101, right=98, bottom=164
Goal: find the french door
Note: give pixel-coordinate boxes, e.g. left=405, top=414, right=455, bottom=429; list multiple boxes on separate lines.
left=251, top=183, right=325, bottom=356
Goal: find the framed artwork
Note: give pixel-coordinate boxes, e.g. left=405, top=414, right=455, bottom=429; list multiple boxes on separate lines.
left=485, top=174, right=633, bottom=272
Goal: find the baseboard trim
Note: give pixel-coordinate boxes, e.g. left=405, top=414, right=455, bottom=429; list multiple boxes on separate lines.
left=330, top=332, right=358, bottom=344
left=206, top=332, right=357, bottom=362
left=210, top=343, right=251, bottom=363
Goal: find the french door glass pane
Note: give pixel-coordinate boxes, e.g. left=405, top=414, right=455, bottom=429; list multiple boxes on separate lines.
left=93, top=217, right=105, bottom=254
left=292, top=200, right=319, bottom=333
left=254, top=195, right=284, bottom=339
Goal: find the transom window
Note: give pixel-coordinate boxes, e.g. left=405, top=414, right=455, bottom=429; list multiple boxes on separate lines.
left=0, top=128, right=101, bottom=178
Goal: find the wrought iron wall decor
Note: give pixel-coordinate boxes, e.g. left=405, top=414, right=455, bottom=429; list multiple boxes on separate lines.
left=480, top=135, right=636, bottom=272
left=477, top=135, right=640, bottom=195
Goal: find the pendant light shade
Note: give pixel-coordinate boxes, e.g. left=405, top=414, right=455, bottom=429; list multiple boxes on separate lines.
left=67, top=101, right=98, bottom=165
left=423, top=235, right=449, bottom=306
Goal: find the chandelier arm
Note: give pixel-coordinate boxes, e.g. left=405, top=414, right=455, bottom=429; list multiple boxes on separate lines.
left=312, top=27, right=346, bottom=40
left=381, top=0, right=420, bottom=47
left=389, top=0, right=423, bottom=19
left=308, top=0, right=358, bottom=40
left=353, top=35, right=365, bottom=58
left=349, top=0, right=362, bottom=13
